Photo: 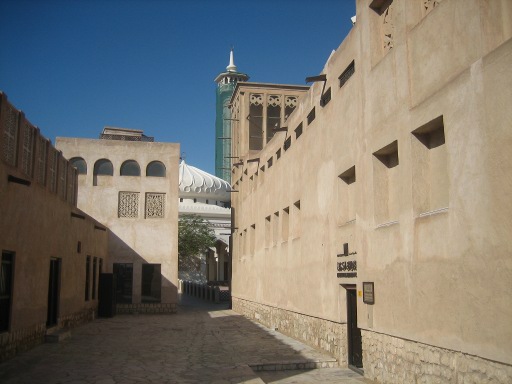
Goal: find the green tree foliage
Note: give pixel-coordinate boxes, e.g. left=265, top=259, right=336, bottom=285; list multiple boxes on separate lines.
left=178, top=214, right=216, bottom=270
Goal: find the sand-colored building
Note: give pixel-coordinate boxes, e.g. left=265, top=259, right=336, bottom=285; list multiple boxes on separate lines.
left=230, top=0, right=512, bottom=382
left=0, top=92, right=108, bottom=361
left=56, top=128, right=180, bottom=314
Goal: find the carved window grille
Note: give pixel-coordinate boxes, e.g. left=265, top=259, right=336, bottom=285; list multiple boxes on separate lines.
left=145, top=193, right=165, bottom=218
left=35, top=136, right=47, bottom=185
left=119, top=192, right=139, bottom=218
left=249, top=93, right=263, bottom=106
left=48, top=149, right=58, bottom=193
left=21, top=122, right=35, bottom=176
left=267, top=95, right=281, bottom=108
left=58, top=157, right=67, bottom=200
left=285, top=96, right=298, bottom=122
left=2, top=106, right=19, bottom=166
left=339, top=61, right=355, bottom=88
left=422, top=0, right=441, bottom=17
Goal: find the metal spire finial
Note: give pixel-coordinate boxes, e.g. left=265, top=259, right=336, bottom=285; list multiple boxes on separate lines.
left=226, top=47, right=237, bottom=72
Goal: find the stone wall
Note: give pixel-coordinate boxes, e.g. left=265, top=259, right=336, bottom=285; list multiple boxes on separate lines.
left=232, top=296, right=347, bottom=366
left=0, top=308, right=100, bottom=362
left=362, top=330, right=512, bottom=384
left=60, top=308, right=96, bottom=329
left=0, top=323, right=46, bottom=362
left=116, top=303, right=177, bottom=314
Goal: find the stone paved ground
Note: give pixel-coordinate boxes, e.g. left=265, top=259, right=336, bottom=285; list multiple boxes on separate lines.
left=0, top=296, right=371, bottom=383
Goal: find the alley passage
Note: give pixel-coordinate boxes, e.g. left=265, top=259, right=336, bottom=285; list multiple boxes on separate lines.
left=0, top=296, right=370, bottom=383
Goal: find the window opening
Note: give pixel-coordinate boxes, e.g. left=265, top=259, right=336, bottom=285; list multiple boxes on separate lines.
left=70, top=157, right=87, bottom=175
left=284, top=137, right=292, bottom=151
left=295, top=123, right=303, bottom=139
left=307, top=108, right=316, bottom=125
left=94, top=159, right=113, bottom=176
left=267, top=95, right=282, bottom=143
left=120, top=160, right=140, bottom=176
left=284, top=96, right=298, bottom=122
left=339, top=61, right=355, bottom=88
left=249, top=94, right=264, bottom=150
left=146, top=161, right=166, bottom=177
left=411, top=116, right=448, bottom=214
left=373, top=141, right=399, bottom=224
left=320, top=88, right=332, bottom=107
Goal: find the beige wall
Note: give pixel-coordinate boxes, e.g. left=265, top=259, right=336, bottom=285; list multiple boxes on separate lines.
left=0, top=93, right=108, bottom=361
left=231, top=0, right=512, bottom=370
left=56, top=137, right=180, bottom=306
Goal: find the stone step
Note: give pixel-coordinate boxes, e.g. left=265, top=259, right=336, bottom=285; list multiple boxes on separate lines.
left=249, top=358, right=338, bottom=372
left=45, top=329, right=71, bottom=343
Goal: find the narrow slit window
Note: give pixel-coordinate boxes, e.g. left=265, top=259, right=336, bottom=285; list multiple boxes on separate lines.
left=307, top=108, right=316, bottom=125
left=320, top=88, right=332, bottom=107
left=284, top=137, right=292, bottom=151
left=411, top=116, right=448, bottom=214
left=295, top=123, right=303, bottom=139
left=339, top=61, right=355, bottom=88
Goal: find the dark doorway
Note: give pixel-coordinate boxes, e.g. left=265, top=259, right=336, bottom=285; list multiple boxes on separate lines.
left=98, top=273, right=116, bottom=318
left=0, top=251, right=14, bottom=332
left=113, top=263, right=133, bottom=304
left=47, top=258, right=61, bottom=327
left=346, top=286, right=363, bottom=368
left=141, top=264, right=161, bottom=303
left=223, top=261, right=229, bottom=281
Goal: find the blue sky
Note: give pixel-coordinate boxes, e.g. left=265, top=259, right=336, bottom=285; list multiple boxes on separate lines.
left=0, top=0, right=356, bottom=174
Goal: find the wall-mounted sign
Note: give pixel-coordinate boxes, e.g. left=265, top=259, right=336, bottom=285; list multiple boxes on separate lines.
left=363, top=282, right=375, bottom=304
left=337, top=243, right=357, bottom=278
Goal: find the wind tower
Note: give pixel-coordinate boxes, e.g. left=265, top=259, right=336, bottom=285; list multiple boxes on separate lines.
left=214, top=49, right=249, bottom=183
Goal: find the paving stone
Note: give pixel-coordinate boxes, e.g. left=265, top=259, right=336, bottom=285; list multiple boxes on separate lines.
left=0, top=295, right=370, bottom=383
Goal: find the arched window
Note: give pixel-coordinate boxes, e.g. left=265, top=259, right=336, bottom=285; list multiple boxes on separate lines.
left=120, top=160, right=140, bottom=176
left=70, top=157, right=87, bottom=175
left=146, top=161, right=166, bottom=177
left=93, top=159, right=113, bottom=176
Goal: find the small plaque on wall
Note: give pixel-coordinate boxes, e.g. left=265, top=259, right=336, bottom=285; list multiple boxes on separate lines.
left=363, top=282, right=375, bottom=304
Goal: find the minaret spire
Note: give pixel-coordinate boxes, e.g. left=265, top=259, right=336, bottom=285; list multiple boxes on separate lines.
left=226, top=47, right=237, bottom=72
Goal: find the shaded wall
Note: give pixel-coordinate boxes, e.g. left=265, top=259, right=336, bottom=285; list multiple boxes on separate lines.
left=0, top=92, right=108, bottom=361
